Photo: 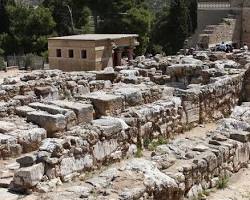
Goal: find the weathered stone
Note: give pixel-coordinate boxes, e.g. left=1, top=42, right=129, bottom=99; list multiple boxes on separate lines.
left=27, top=111, right=66, bottom=134
left=92, top=118, right=123, bottom=137
left=93, top=140, right=118, bottom=161
left=16, top=155, right=37, bottom=168
left=84, top=92, right=124, bottom=117
left=50, top=100, right=93, bottom=123
left=0, top=121, right=16, bottom=133
left=13, top=163, right=44, bottom=188
left=34, top=86, right=52, bottom=97
left=15, top=106, right=36, bottom=117
left=230, top=131, right=250, bottom=143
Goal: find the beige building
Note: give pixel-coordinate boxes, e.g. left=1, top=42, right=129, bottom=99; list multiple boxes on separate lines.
left=48, top=34, right=139, bottom=71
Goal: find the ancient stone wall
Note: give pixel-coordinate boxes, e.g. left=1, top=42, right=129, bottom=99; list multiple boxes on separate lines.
left=1, top=50, right=250, bottom=199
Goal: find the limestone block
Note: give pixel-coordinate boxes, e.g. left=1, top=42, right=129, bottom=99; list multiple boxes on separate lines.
left=29, top=102, right=77, bottom=128
left=13, top=163, right=44, bottom=188
left=34, top=86, right=52, bottom=97
left=27, top=111, right=66, bottom=134
left=93, top=139, right=118, bottom=161
left=84, top=92, right=124, bottom=117
left=50, top=100, right=93, bottom=124
left=113, top=87, right=143, bottom=106
left=230, top=131, right=250, bottom=143
left=15, top=106, right=36, bottom=117
left=39, top=138, right=64, bottom=155
left=92, top=118, right=123, bottom=138
left=16, top=155, right=37, bottom=168
left=0, top=133, right=22, bottom=158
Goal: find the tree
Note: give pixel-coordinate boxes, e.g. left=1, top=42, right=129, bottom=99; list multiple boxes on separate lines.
left=187, top=0, right=197, bottom=33
left=0, top=0, right=9, bottom=34
left=151, top=0, right=196, bottom=55
left=0, top=2, right=55, bottom=55
left=43, top=0, right=92, bottom=35
left=43, top=0, right=74, bottom=35
left=122, top=7, right=153, bottom=54
left=87, top=0, right=153, bottom=54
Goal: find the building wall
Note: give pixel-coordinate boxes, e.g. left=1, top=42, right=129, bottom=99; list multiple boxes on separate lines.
left=48, top=37, right=138, bottom=72
left=48, top=40, right=98, bottom=71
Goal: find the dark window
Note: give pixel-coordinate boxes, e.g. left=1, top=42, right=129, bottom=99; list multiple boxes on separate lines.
left=56, top=49, right=61, bottom=57
left=68, top=49, right=74, bottom=58
left=81, top=50, right=87, bottom=59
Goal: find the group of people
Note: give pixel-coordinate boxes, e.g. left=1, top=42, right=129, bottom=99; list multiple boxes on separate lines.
left=217, top=42, right=249, bottom=52
left=217, top=42, right=234, bottom=53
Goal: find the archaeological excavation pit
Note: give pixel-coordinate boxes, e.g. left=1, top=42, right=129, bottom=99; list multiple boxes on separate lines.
left=0, top=50, right=250, bottom=200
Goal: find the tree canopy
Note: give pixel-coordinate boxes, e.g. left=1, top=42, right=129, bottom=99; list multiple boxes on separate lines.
left=0, top=0, right=198, bottom=57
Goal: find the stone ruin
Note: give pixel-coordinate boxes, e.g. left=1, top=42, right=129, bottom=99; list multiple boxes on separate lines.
left=0, top=50, right=250, bottom=200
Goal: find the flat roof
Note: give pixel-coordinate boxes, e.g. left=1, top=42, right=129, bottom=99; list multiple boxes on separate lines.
left=49, top=34, right=138, bottom=41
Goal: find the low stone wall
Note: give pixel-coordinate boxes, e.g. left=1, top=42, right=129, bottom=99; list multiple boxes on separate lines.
left=34, top=103, right=250, bottom=200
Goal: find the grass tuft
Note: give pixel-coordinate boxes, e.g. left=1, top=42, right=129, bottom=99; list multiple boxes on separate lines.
left=216, top=176, right=229, bottom=189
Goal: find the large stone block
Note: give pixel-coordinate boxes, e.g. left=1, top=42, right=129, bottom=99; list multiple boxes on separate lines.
left=27, top=111, right=66, bottom=134
left=50, top=100, right=93, bottom=124
left=13, top=163, right=44, bottom=188
left=34, top=86, right=52, bottom=98
left=15, top=106, right=36, bottom=117
left=113, top=87, right=143, bottom=106
left=29, top=102, right=77, bottom=128
left=84, top=92, right=124, bottom=117
left=92, top=118, right=123, bottom=137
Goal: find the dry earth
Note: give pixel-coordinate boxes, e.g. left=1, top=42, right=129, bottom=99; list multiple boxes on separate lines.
left=208, top=167, right=250, bottom=200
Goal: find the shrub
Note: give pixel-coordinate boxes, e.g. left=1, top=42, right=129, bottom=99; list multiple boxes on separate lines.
left=216, top=176, right=229, bottom=189
left=135, top=146, right=143, bottom=158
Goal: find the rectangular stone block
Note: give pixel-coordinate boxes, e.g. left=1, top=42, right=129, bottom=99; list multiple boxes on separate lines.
left=13, top=163, right=44, bottom=188
left=27, top=111, right=66, bottom=134
left=50, top=100, right=93, bottom=124
left=29, top=102, right=77, bottom=128
left=84, top=92, right=124, bottom=117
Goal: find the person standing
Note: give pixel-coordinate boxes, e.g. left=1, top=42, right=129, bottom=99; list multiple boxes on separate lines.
left=243, top=43, right=249, bottom=52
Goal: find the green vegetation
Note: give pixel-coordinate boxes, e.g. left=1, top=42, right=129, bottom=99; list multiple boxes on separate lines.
left=216, top=176, right=229, bottom=189
left=0, top=0, right=198, bottom=57
left=144, top=136, right=169, bottom=151
left=135, top=145, right=143, bottom=158
left=0, top=1, right=55, bottom=56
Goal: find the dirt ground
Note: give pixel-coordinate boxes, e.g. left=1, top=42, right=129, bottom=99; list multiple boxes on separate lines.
left=176, top=123, right=218, bottom=139
left=208, top=167, right=250, bottom=200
